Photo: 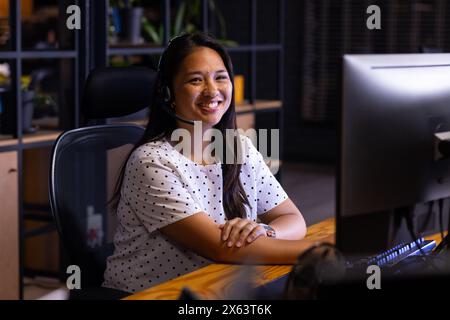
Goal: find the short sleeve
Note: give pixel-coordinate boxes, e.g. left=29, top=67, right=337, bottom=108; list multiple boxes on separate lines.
left=244, top=137, right=288, bottom=214
left=121, top=148, right=201, bottom=234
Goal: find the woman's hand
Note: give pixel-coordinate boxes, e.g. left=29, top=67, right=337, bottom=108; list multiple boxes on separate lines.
left=218, top=218, right=267, bottom=248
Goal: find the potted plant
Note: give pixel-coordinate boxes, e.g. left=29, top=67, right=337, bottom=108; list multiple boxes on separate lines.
left=20, top=72, right=58, bottom=134
left=141, top=0, right=237, bottom=47
left=20, top=76, right=37, bottom=134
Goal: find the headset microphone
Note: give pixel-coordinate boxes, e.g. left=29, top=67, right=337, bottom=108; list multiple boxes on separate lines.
left=161, top=86, right=196, bottom=125
left=163, top=105, right=196, bottom=125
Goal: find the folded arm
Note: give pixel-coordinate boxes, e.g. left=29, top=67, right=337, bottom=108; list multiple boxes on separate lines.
left=160, top=210, right=316, bottom=265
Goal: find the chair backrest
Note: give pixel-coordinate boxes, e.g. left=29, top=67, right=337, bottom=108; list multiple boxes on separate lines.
left=48, top=66, right=156, bottom=288
left=49, top=124, right=144, bottom=287
left=82, top=66, right=155, bottom=119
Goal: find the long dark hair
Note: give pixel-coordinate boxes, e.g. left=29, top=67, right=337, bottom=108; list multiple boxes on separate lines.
left=110, top=32, right=250, bottom=220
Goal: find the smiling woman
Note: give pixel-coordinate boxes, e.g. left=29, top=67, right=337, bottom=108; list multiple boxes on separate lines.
left=102, top=32, right=320, bottom=294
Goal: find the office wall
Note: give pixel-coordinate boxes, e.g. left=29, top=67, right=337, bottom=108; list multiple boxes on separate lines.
left=283, top=0, right=450, bottom=162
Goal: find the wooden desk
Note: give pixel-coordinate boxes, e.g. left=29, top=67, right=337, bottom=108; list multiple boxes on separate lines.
left=125, top=218, right=335, bottom=300
left=125, top=217, right=444, bottom=300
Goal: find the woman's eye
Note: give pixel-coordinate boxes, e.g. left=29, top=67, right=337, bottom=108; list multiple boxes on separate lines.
left=217, top=75, right=228, bottom=80
left=189, top=78, right=202, bottom=83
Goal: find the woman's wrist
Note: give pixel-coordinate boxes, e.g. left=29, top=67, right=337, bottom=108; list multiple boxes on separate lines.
left=259, top=223, right=276, bottom=238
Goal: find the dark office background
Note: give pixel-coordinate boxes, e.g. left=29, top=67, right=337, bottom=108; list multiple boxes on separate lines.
left=3, top=0, right=450, bottom=299
left=8, top=0, right=450, bottom=163
left=283, top=0, right=450, bottom=162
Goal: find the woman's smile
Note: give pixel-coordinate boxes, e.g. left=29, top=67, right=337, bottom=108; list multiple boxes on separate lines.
left=197, top=99, right=223, bottom=113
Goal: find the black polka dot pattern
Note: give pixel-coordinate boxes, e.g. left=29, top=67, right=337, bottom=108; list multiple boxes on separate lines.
left=102, top=136, right=288, bottom=293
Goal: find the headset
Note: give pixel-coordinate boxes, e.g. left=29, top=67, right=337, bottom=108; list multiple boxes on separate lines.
left=157, top=35, right=195, bottom=125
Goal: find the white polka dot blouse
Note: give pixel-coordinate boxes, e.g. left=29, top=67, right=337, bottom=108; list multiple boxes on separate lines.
left=102, top=135, right=288, bottom=293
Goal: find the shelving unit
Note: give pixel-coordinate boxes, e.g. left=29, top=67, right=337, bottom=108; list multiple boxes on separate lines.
left=0, top=0, right=81, bottom=299
left=0, top=0, right=284, bottom=299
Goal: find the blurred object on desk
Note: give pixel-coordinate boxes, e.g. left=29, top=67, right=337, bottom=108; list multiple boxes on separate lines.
left=234, top=74, right=244, bottom=104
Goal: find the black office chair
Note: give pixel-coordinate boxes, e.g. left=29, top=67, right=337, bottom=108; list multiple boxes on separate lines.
left=49, top=67, right=156, bottom=299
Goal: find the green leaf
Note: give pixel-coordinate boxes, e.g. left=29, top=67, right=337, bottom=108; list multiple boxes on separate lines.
left=191, top=0, right=201, bottom=18
left=186, top=23, right=197, bottom=34
left=218, top=39, right=238, bottom=47
left=174, top=1, right=186, bottom=36
left=142, top=17, right=161, bottom=45
left=208, top=0, right=227, bottom=39
left=158, top=24, right=164, bottom=45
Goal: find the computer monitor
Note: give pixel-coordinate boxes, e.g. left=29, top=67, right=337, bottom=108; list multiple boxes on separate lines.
left=337, top=53, right=450, bottom=255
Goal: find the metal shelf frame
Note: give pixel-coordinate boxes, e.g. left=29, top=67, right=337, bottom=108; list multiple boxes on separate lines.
left=0, top=0, right=285, bottom=299
left=0, top=0, right=83, bottom=299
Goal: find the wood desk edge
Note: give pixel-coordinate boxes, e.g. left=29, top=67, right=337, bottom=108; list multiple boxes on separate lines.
left=124, top=217, right=335, bottom=300
left=124, top=217, right=444, bottom=300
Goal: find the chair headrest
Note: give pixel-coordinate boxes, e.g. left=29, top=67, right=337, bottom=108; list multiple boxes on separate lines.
left=83, top=66, right=156, bottom=119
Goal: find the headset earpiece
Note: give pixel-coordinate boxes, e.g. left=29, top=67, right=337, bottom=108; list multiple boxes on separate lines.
left=155, top=33, right=195, bottom=126
left=163, top=86, right=171, bottom=103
